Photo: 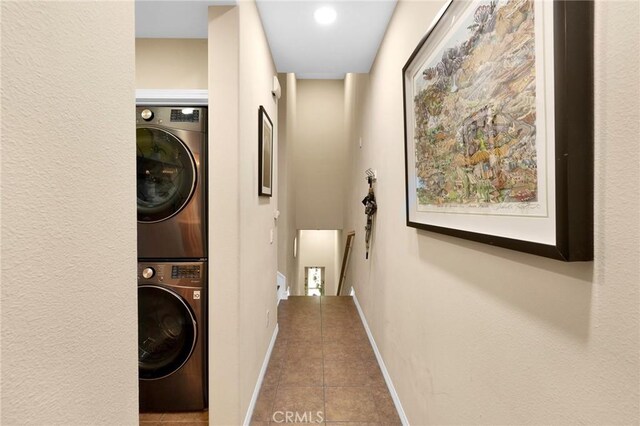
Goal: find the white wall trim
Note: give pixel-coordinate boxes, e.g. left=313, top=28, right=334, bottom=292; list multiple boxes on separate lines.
left=353, top=292, right=410, bottom=426
left=243, top=324, right=279, bottom=426
left=135, top=89, right=208, bottom=105
left=277, top=271, right=289, bottom=304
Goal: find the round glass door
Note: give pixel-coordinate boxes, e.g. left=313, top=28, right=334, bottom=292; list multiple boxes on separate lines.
left=138, top=286, right=197, bottom=380
left=136, top=128, right=196, bottom=223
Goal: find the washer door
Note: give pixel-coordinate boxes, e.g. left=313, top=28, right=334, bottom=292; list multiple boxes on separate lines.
left=136, top=128, right=196, bottom=223
left=138, top=285, right=197, bottom=380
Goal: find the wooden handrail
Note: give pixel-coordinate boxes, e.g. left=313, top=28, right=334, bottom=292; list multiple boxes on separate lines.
left=337, top=231, right=355, bottom=296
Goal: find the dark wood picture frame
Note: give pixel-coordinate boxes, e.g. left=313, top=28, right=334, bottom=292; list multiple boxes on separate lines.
left=402, top=0, right=593, bottom=261
left=258, top=105, right=274, bottom=197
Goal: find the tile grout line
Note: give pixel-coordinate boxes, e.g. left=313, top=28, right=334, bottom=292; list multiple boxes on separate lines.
left=267, top=338, right=281, bottom=424
left=320, top=297, right=327, bottom=425
left=267, top=302, right=287, bottom=424
left=251, top=297, right=397, bottom=425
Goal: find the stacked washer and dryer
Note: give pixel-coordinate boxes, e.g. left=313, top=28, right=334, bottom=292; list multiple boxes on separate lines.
left=136, top=106, right=208, bottom=412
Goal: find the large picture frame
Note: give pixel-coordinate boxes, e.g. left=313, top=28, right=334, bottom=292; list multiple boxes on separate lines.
left=258, top=105, right=274, bottom=197
left=402, top=0, right=593, bottom=261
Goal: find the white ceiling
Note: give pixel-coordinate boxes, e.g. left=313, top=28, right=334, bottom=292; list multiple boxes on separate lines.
left=135, top=1, right=236, bottom=39
left=256, top=1, right=397, bottom=79
left=135, top=0, right=397, bottom=79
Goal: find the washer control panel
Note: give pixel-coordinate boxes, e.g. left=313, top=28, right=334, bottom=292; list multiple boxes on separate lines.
left=138, top=261, right=205, bottom=287
left=171, top=265, right=201, bottom=279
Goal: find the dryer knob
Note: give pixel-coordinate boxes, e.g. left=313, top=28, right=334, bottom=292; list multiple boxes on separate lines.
left=141, top=109, right=154, bottom=121
left=142, top=267, right=155, bottom=279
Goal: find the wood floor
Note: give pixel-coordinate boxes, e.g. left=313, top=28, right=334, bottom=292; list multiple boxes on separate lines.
left=251, top=296, right=401, bottom=425
left=139, top=411, right=208, bottom=424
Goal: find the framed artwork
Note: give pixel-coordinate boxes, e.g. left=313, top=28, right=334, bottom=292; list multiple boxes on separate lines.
left=258, top=105, right=274, bottom=197
left=403, top=0, right=593, bottom=261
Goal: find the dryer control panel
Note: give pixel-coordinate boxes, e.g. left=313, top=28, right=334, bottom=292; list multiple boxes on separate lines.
left=135, top=106, right=207, bottom=133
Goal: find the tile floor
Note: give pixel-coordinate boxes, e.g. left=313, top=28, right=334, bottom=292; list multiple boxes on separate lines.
left=251, top=296, right=401, bottom=425
left=139, top=296, right=400, bottom=425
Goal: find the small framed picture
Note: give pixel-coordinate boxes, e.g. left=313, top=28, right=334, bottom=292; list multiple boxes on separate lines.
left=258, top=105, right=274, bottom=197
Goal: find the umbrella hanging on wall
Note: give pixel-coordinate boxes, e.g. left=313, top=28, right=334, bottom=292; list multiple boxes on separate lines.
left=362, top=169, right=377, bottom=260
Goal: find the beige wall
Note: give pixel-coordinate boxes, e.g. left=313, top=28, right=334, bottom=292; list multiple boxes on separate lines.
left=208, top=6, right=241, bottom=424
left=287, top=75, right=299, bottom=291
left=344, top=0, right=640, bottom=424
left=136, top=38, right=207, bottom=89
left=295, top=80, right=348, bottom=230
left=297, top=230, right=340, bottom=296
left=277, top=74, right=299, bottom=292
left=208, top=2, right=279, bottom=424
left=1, top=2, right=139, bottom=424
left=238, top=1, right=279, bottom=420
left=277, top=74, right=289, bottom=276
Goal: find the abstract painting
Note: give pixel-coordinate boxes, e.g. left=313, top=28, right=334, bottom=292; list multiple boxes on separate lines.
left=414, top=0, right=542, bottom=215
left=403, top=0, right=594, bottom=261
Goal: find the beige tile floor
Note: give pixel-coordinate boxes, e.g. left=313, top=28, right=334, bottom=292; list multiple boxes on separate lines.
left=251, top=296, right=401, bottom=426
left=140, top=296, right=400, bottom=425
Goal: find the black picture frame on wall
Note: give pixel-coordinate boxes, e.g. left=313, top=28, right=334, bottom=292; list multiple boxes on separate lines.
left=402, top=0, right=593, bottom=261
left=258, top=105, right=274, bottom=197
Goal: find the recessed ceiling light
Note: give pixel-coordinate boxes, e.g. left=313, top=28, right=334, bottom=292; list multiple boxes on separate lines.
left=314, top=6, right=337, bottom=25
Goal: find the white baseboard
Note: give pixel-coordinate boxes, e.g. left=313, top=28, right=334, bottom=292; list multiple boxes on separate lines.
left=279, top=286, right=289, bottom=303
left=277, top=272, right=288, bottom=305
left=352, top=292, right=409, bottom=426
left=243, top=324, right=279, bottom=426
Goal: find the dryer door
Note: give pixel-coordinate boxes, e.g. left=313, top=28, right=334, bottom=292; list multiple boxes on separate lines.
left=138, top=285, right=197, bottom=380
left=136, top=128, right=196, bottom=223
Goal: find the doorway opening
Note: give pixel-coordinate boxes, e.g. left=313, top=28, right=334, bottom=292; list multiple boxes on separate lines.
left=304, top=266, right=325, bottom=296
left=292, top=230, right=344, bottom=296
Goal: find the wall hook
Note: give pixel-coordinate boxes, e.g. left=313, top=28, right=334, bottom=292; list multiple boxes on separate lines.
left=365, top=168, right=377, bottom=187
